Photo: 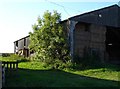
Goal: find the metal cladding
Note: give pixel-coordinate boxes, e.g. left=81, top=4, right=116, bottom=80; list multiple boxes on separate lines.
left=70, top=5, right=120, bottom=28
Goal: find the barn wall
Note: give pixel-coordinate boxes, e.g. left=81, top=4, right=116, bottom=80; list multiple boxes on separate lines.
left=16, top=37, right=29, bottom=50
left=14, top=36, right=30, bottom=57
left=26, top=37, right=30, bottom=48
left=90, top=24, right=106, bottom=62
left=17, top=39, right=24, bottom=51
left=74, top=23, right=90, bottom=57
left=74, top=22, right=106, bottom=61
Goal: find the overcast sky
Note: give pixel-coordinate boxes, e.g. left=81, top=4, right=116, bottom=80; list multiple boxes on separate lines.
left=0, top=0, right=118, bottom=53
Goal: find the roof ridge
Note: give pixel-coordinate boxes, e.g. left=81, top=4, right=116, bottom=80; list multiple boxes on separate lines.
left=69, top=4, right=119, bottom=20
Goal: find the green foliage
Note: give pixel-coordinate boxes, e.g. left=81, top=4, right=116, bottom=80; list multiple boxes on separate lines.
left=29, top=10, right=70, bottom=67
left=2, top=53, right=11, bottom=57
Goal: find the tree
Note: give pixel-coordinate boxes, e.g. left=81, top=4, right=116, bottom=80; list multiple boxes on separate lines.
left=29, top=10, right=70, bottom=65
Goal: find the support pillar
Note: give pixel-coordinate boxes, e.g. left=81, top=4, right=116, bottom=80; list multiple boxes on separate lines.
left=68, top=20, right=78, bottom=61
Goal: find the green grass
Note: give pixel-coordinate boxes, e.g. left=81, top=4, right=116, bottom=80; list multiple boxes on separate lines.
left=67, top=68, right=119, bottom=81
left=4, top=61, right=120, bottom=87
left=0, top=55, right=29, bottom=62
left=0, top=56, right=18, bottom=62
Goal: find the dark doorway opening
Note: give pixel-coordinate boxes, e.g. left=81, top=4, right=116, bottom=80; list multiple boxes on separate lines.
left=106, top=27, right=120, bottom=64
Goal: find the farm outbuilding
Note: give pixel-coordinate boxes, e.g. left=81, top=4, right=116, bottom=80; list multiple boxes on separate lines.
left=14, top=4, right=120, bottom=64
left=62, top=4, right=120, bottom=64
left=14, top=35, right=30, bottom=57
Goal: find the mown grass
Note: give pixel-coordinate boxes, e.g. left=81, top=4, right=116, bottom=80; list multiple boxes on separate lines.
left=1, top=56, right=120, bottom=87
left=0, top=55, right=29, bottom=62
left=4, top=61, right=120, bottom=87
left=18, top=62, right=120, bottom=81
left=0, top=56, right=16, bottom=62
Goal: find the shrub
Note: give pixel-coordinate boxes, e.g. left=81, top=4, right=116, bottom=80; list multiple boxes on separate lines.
left=42, top=59, right=74, bottom=70
left=2, top=53, right=11, bottom=57
left=29, top=10, right=70, bottom=66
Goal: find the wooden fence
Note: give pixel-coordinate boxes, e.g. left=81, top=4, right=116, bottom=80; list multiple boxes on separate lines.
left=2, top=61, right=19, bottom=87
left=2, top=61, right=18, bottom=70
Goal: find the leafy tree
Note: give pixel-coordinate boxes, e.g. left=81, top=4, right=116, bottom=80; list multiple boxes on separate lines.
left=29, top=10, right=70, bottom=66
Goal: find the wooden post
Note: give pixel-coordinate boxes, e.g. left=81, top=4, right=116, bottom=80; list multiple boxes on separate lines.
left=2, top=66, right=5, bottom=86
left=16, top=62, right=18, bottom=70
left=3, top=63, right=5, bottom=67
left=13, top=63, right=15, bottom=69
left=14, top=42, right=16, bottom=54
left=10, top=63, right=12, bottom=69
left=6, top=63, right=8, bottom=70
left=0, top=62, right=2, bottom=88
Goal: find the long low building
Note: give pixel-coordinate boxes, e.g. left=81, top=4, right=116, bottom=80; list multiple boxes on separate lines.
left=14, top=4, right=120, bottom=63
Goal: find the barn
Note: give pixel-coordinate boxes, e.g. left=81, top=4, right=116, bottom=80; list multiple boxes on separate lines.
left=14, top=35, right=30, bottom=57
left=14, top=4, right=120, bottom=64
left=64, top=4, right=120, bottom=64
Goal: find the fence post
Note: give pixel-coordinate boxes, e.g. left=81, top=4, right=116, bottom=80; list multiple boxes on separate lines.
left=16, top=62, right=18, bottom=70
left=13, top=63, right=15, bottom=69
left=0, top=62, right=2, bottom=88
left=6, top=62, right=8, bottom=70
left=10, top=63, right=12, bottom=69
left=2, top=65, right=5, bottom=87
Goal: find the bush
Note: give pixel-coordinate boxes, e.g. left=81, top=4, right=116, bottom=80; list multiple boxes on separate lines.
left=2, top=53, right=11, bottom=57
left=42, top=59, right=62, bottom=69
left=42, top=59, right=74, bottom=70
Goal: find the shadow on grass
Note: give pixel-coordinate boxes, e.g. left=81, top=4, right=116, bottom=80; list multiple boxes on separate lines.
left=4, top=68, right=120, bottom=88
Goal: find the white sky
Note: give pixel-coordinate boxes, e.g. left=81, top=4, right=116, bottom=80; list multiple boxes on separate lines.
left=0, top=0, right=118, bottom=53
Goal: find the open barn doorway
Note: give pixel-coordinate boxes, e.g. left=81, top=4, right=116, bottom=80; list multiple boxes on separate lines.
left=106, top=27, right=120, bottom=64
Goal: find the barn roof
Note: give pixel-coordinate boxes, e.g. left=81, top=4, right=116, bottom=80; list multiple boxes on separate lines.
left=14, top=35, right=30, bottom=43
left=68, top=4, right=120, bottom=28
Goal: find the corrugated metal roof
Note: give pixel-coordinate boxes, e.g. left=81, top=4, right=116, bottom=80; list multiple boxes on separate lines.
left=68, top=4, right=120, bottom=28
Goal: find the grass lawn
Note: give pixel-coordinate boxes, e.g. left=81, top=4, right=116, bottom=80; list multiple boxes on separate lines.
left=0, top=56, right=18, bottom=62
left=3, top=61, right=120, bottom=87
